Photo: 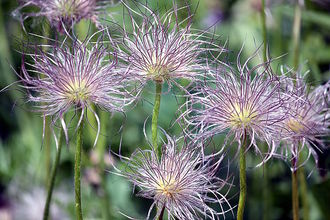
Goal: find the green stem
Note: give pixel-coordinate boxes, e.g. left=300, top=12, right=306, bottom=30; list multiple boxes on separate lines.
left=292, top=0, right=302, bottom=72
left=299, top=163, right=310, bottom=220
left=262, top=163, right=269, bottom=220
left=151, top=82, right=162, bottom=158
left=291, top=4, right=303, bottom=216
left=43, top=128, right=63, bottom=220
left=75, top=110, right=84, bottom=220
left=41, top=24, right=51, bottom=187
left=45, top=116, right=52, bottom=185
left=260, top=2, right=270, bottom=219
left=261, top=0, right=267, bottom=62
left=292, top=169, right=299, bottom=220
left=237, top=133, right=248, bottom=220
left=97, top=111, right=111, bottom=219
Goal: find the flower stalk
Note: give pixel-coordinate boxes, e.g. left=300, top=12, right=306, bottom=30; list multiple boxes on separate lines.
left=43, top=128, right=63, bottom=220
left=299, top=166, right=309, bottom=220
left=98, top=111, right=111, bottom=219
left=291, top=144, right=299, bottom=220
left=292, top=168, right=299, bottom=220
left=291, top=1, right=310, bottom=219
left=75, top=109, right=84, bottom=220
left=44, top=116, right=52, bottom=185
left=237, top=133, right=248, bottom=220
left=152, top=82, right=162, bottom=158
left=42, top=25, right=51, bottom=187
left=260, top=2, right=270, bottom=219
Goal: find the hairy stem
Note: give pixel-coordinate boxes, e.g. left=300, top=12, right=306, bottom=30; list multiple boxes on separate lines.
left=237, top=134, right=248, bottom=220
left=291, top=3, right=303, bottom=215
left=292, top=169, right=299, bottom=220
left=152, top=82, right=162, bottom=159
left=45, top=116, right=52, bottom=185
left=41, top=24, right=52, bottom=186
left=43, top=128, right=63, bottom=220
left=299, top=163, right=310, bottom=220
left=98, top=111, right=111, bottom=219
left=260, top=3, right=270, bottom=217
left=262, top=163, right=270, bottom=220
left=291, top=145, right=299, bottom=220
left=75, top=110, right=84, bottom=220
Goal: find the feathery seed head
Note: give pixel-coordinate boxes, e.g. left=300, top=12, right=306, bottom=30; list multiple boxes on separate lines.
left=19, top=38, right=134, bottom=147
left=120, top=133, right=233, bottom=219
left=15, top=0, right=108, bottom=32
left=183, top=48, right=286, bottom=164
left=278, top=74, right=330, bottom=170
left=280, top=75, right=329, bottom=141
left=116, top=2, right=222, bottom=86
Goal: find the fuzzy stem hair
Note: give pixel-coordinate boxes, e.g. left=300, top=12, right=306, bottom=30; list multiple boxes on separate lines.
left=292, top=169, right=299, bottom=220
left=291, top=145, right=299, bottom=220
left=237, top=133, right=248, bottom=220
left=152, top=82, right=162, bottom=159
left=75, top=109, right=84, bottom=220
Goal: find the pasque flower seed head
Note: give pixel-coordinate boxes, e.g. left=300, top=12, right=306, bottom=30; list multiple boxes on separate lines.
left=14, top=0, right=109, bottom=32
left=119, top=132, right=233, bottom=219
left=18, top=38, right=133, bottom=147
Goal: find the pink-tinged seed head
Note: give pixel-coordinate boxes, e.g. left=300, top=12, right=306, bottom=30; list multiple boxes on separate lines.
left=118, top=132, right=233, bottom=219
left=18, top=38, right=135, bottom=147
left=14, top=0, right=110, bottom=32
left=277, top=73, right=330, bottom=171
left=182, top=47, right=287, bottom=166
left=115, top=1, right=224, bottom=89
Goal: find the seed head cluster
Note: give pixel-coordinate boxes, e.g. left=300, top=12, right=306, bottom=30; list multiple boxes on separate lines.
left=6, top=1, right=330, bottom=219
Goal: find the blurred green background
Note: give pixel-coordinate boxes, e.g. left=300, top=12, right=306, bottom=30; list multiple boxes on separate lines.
left=0, top=0, right=329, bottom=219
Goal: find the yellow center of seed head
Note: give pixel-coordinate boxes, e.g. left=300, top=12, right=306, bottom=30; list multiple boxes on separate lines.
left=286, top=118, right=304, bottom=133
left=229, top=103, right=257, bottom=127
left=146, top=53, right=171, bottom=82
left=66, top=80, right=88, bottom=103
left=56, top=0, right=78, bottom=16
left=156, top=178, right=177, bottom=197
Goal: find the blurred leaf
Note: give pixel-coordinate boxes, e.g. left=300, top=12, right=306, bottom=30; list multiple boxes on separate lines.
left=311, top=179, right=330, bottom=219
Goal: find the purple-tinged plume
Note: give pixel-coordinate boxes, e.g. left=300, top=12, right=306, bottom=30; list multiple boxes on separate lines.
left=18, top=38, right=134, bottom=147
left=277, top=74, right=330, bottom=172
left=118, top=132, right=233, bottom=219
left=116, top=2, right=222, bottom=87
left=14, top=0, right=110, bottom=32
left=183, top=48, right=287, bottom=165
